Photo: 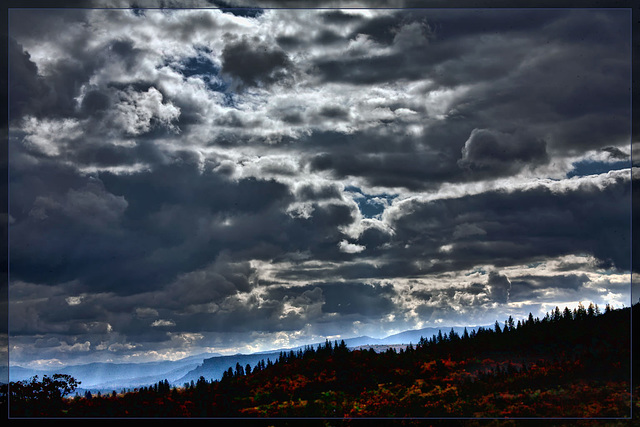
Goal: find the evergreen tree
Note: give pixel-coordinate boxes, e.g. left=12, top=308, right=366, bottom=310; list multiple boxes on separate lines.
left=235, top=362, right=244, bottom=377
left=576, top=302, right=587, bottom=320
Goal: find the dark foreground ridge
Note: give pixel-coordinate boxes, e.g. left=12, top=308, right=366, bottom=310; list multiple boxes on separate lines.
left=3, top=302, right=636, bottom=420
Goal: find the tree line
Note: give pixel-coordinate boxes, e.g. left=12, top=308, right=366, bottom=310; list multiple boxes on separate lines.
left=3, top=301, right=633, bottom=418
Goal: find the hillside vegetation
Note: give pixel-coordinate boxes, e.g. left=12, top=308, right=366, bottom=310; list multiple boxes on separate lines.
left=4, top=302, right=636, bottom=420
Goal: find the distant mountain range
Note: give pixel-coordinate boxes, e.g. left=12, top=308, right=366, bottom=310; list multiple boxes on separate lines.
left=4, top=353, right=220, bottom=394
left=5, top=325, right=486, bottom=394
left=343, top=325, right=483, bottom=348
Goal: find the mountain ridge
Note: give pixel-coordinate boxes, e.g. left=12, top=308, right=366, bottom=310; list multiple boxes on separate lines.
left=6, top=325, right=489, bottom=393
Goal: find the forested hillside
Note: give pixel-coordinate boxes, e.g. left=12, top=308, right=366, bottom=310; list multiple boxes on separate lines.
left=5, top=302, right=636, bottom=420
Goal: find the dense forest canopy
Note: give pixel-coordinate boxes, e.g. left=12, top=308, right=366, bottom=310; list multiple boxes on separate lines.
left=3, top=302, right=635, bottom=419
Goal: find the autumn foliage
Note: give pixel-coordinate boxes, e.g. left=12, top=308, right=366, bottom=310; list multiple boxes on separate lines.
left=4, top=302, right=636, bottom=419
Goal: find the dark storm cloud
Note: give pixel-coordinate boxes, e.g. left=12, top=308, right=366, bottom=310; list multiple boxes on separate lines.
left=179, top=303, right=289, bottom=334
left=602, top=146, right=629, bottom=160
left=10, top=32, right=156, bottom=132
left=509, top=273, right=590, bottom=302
left=347, top=13, right=406, bottom=46
left=486, top=271, right=511, bottom=304
left=100, top=151, right=290, bottom=219
left=8, top=38, right=49, bottom=120
left=178, top=256, right=257, bottom=299
left=9, top=33, right=106, bottom=122
left=275, top=35, right=303, bottom=50
left=314, top=53, right=419, bottom=86
left=109, top=39, right=146, bottom=71
left=71, top=140, right=163, bottom=168
left=8, top=9, right=89, bottom=46
left=315, top=29, right=345, bottom=46
left=306, top=130, right=462, bottom=191
left=273, top=172, right=630, bottom=286
left=385, top=174, right=631, bottom=275
left=8, top=146, right=298, bottom=295
left=265, top=281, right=396, bottom=318
left=208, top=1, right=264, bottom=18
left=10, top=136, right=372, bottom=298
left=319, top=282, right=396, bottom=316
left=295, top=183, right=342, bottom=201
left=8, top=140, right=136, bottom=287
left=221, top=35, right=293, bottom=88
left=168, top=285, right=320, bottom=335
left=307, top=9, right=629, bottom=176
left=451, top=67, right=629, bottom=156
left=302, top=47, right=622, bottom=189
left=356, top=226, right=394, bottom=252
left=316, top=9, right=627, bottom=87
left=301, top=202, right=354, bottom=231
left=10, top=188, right=130, bottom=287
left=318, top=106, right=350, bottom=120
left=315, top=10, right=536, bottom=86
left=79, top=90, right=112, bottom=117
left=308, top=149, right=451, bottom=191
left=92, top=164, right=293, bottom=290
left=410, top=280, right=492, bottom=312
left=9, top=44, right=107, bottom=121
left=6, top=7, right=632, bottom=365
left=277, top=28, right=345, bottom=50
left=95, top=255, right=267, bottom=338
left=321, top=10, right=364, bottom=25
left=274, top=201, right=361, bottom=263
left=457, top=129, right=548, bottom=177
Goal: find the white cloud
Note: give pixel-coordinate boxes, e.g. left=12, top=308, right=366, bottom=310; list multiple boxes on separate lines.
left=338, top=240, right=366, bottom=254
left=7, top=8, right=631, bottom=366
left=112, top=87, right=181, bottom=135
left=21, top=116, right=82, bottom=156
left=65, top=296, right=83, bottom=306
left=151, top=319, right=176, bottom=327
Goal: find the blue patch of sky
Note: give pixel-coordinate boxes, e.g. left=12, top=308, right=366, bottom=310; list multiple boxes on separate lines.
left=465, top=267, right=487, bottom=276
left=130, top=7, right=145, bottom=17
left=566, top=160, right=630, bottom=178
left=345, top=185, right=397, bottom=219
left=171, top=51, right=238, bottom=108
left=210, top=1, right=264, bottom=18
left=179, top=56, right=227, bottom=91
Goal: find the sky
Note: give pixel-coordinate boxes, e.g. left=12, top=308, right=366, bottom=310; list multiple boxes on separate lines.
left=6, top=3, right=636, bottom=369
